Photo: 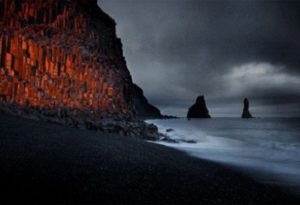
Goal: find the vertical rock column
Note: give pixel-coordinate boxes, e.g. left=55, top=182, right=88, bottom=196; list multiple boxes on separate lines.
left=0, top=0, right=134, bottom=118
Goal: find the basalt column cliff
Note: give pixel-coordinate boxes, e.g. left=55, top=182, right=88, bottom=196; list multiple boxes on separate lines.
left=0, top=0, right=160, bottom=137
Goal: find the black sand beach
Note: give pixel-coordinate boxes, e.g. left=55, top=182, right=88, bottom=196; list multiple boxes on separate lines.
left=0, top=112, right=299, bottom=204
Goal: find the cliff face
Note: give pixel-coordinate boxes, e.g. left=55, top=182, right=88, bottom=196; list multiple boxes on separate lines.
left=0, top=0, right=162, bottom=138
left=0, top=0, right=133, bottom=118
left=131, top=84, right=162, bottom=119
left=187, top=96, right=211, bottom=119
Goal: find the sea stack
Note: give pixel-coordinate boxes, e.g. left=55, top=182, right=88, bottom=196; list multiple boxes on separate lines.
left=187, top=96, right=211, bottom=119
left=241, top=98, right=253, bottom=118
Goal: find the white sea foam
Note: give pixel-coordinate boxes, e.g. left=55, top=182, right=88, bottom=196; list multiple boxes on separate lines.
left=147, top=118, right=300, bottom=192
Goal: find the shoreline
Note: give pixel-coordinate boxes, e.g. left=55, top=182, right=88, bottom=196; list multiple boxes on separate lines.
left=0, top=113, right=299, bottom=204
left=148, top=118, right=300, bottom=196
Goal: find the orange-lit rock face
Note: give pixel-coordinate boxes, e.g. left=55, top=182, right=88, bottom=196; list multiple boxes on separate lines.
left=0, top=0, right=133, bottom=116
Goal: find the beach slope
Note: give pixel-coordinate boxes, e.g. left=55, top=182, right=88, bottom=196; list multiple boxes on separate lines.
left=0, top=113, right=298, bottom=204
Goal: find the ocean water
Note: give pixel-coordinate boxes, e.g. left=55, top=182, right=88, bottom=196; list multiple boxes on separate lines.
left=147, top=118, right=300, bottom=192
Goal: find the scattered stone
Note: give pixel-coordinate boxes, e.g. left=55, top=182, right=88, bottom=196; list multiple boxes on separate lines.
left=160, top=136, right=179, bottom=143
left=166, top=128, right=174, bottom=132
left=180, top=139, right=197, bottom=144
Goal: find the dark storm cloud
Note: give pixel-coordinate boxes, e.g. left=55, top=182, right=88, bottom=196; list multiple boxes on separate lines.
left=99, top=0, right=300, bottom=116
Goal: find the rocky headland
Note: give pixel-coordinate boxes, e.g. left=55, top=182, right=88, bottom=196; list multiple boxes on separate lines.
left=0, top=0, right=162, bottom=139
left=131, top=83, right=163, bottom=119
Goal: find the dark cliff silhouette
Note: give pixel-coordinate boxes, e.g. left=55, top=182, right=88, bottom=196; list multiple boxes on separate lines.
left=187, top=96, right=211, bottom=119
left=131, top=84, right=162, bottom=119
left=241, top=98, right=253, bottom=118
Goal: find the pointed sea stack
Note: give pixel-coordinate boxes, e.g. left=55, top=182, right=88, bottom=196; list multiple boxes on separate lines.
left=187, top=96, right=211, bottom=119
left=241, top=98, right=253, bottom=118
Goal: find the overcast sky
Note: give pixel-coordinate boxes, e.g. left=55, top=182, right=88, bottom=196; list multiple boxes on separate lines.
left=99, top=0, right=300, bottom=117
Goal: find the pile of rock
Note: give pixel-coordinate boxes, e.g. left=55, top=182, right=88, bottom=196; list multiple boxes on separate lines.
left=0, top=101, right=161, bottom=140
